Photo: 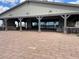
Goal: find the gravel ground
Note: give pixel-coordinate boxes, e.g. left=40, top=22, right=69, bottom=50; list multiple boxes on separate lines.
left=0, top=31, right=79, bottom=59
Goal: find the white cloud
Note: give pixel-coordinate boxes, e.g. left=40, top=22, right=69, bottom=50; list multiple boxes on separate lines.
left=20, top=0, right=63, bottom=2
left=48, top=0, right=63, bottom=2
left=54, top=0, right=63, bottom=2
left=0, top=0, right=26, bottom=13
left=20, top=0, right=26, bottom=3
left=0, top=6, right=9, bottom=13
left=5, top=0, right=16, bottom=3
left=48, top=0, right=53, bottom=2
left=69, top=0, right=79, bottom=4
left=0, top=0, right=17, bottom=4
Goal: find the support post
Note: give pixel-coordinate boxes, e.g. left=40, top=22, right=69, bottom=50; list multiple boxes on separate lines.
left=18, top=21, right=19, bottom=27
left=36, top=17, right=42, bottom=32
left=61, top=14, right=70, bottom=34
left=25, top=22, right=27, bottom=29
left=18, top=18, right=23, bottom=31
left=64, top=15, right=67, bottom=34
left=4, top=19, right=8, bottom=31
left=27, top=20, right=32, bottom=30
left=45, top=22, right=47, bottom=29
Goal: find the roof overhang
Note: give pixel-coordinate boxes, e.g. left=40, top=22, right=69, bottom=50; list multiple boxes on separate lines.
left=0, top=1, right=79, bottom=19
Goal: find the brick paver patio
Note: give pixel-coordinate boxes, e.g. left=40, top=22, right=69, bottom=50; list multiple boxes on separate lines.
left=0, top=31, right=79, bottom=59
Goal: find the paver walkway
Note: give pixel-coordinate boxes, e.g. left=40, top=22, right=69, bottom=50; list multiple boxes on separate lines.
left=0, top=31, right=79, bottom=59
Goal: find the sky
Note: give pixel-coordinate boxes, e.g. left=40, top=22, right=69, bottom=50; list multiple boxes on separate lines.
left=0, top=0, right=79, bottom=13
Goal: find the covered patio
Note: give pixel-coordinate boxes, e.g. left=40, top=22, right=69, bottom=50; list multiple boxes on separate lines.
left=0, top=1, right=79, bottom=33
left=0, top=14, right=79, bottom=34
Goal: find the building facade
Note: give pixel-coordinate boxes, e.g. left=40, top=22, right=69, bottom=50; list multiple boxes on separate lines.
left=0, top=0, right=79, bottom=33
